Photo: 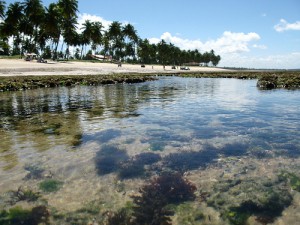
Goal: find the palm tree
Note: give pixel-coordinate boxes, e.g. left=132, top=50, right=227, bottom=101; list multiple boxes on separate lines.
left=57, top=0, right=78, bottom=59
left=80, top=20, right=93, bottom=58
left=108, top=21, right=123, bottom=60
left=90, top=21, right=103, bottom=53
left=122, top=23, right=138, bottom=60
left=2, top=2, right=24, bottom=54
left=22, top=0, right=45, bottom=53
left=57, top=0, right=78, bottom=19
left=43, top=3, right=61, bottom=58
left=0, top=0, right=5, bottom=19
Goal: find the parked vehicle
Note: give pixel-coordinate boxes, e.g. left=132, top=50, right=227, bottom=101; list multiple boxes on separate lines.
left=180, top=66, right=190, bottom=70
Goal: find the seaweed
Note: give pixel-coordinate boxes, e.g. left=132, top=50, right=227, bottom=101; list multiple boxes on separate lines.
left=226, top=191, right=292, bottom=225
left=118, top=159, right=145, bottom=179
left=0, top=205, right=49, bottom=225
left=131, top=172, right=197, bottom=225
left=279, top=171, right=300, bottom=192
left=133, top=152, right=161, bottom=165
left=162, top=150, right=217, bottom=173
left=117, top=153, right=161, bottom=179
left=10, top=186, right=40, bottom=203
left=24, top=164, right=45, bottom=180
left=106, top=208, right=132, bottom=225
left=39, top=179, right=63, bottom=193
left=95, top=145, right=129, bottom=175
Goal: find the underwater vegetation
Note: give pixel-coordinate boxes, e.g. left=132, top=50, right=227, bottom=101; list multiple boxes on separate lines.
left=279, top=171, right=300, bottom=192
left=162, top=150, right=218, bottom=173
left=130, top=172, right=197, bottom=225
left=117, top=152, right=162, bottom=180
left=10, top=186, right=41, bottom=203
left=24, top=164, right=45, bottom=180
left=95, top=145, right=162, bottom=179
left=105, top=208, right=132, bottom=225
left=39, top=179, right=63, bottom=193
left=0, top=205, right=49, bottom=225
left=207, top=177, right=293, bottom=225
left=95, top=145, right=129, bottom=175
left=104, top=173, right=197, bottom=225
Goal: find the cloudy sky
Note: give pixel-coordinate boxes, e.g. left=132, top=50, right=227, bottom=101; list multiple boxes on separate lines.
left=4, top=0, right=300, bottom=69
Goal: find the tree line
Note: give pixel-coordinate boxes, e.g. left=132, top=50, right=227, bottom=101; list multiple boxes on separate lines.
left=0, top=0, right=221, bottom=66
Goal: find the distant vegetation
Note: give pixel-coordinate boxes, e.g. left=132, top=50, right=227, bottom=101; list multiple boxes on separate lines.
left=0, top=0, right=221, bottom=66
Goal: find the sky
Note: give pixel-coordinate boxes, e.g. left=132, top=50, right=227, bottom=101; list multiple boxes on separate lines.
left=3, top=0, right=300, bottom=69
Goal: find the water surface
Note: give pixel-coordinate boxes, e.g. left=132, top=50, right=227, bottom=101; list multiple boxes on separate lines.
left=1, top=77, right=300, bottom=224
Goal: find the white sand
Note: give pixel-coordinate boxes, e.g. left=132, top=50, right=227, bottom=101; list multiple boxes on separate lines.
left=0, top=59, right=229, bottom=76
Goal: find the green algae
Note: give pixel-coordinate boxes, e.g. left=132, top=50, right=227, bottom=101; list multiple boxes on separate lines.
left=39, top=179, right=63, bottom=193
left=279, top=171, right=300, bottom=192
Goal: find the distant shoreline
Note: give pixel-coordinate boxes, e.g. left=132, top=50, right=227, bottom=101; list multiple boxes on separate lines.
left=0, top=59, right=300, bottom=91
left=0, top=59, right=229, bottom=77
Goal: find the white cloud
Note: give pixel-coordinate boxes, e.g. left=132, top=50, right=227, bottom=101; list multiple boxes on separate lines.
left=219, top=52, right=300, bottom=69
left=149, top=31, right=261, bottom=54
left=149, top=31, right=300, bottom=69
left=77, top=13, right=112, bottom=32
left=252, top=44, right=267, bottom=50
left=274, top=19, right=300, bottom=32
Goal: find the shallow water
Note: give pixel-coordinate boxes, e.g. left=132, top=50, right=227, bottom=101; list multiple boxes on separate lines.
left=1, top=77, right=300, bottom=224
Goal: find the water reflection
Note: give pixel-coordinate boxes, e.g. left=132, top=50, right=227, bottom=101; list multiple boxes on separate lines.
left=1, top=77, right=300, bottom=223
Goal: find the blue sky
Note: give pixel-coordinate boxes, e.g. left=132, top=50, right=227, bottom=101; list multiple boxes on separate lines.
left=4, top=0, right=300, bottom=68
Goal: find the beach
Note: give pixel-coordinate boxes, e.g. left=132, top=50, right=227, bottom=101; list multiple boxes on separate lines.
left=0, top=59, right=229, bottom=76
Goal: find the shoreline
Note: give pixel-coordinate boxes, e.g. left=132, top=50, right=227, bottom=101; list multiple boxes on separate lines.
left=1, top=59, right=300, bottom=91
left=0, top=59, right=229, bottom=77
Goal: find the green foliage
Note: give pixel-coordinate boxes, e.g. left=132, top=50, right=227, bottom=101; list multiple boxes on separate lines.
left=39, top=179, right=63, bottom=193
left=0, top=0, right=221, bottom=64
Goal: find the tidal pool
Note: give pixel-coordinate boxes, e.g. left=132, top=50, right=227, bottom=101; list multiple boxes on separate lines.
left=0, top=77, right=300, bottom=224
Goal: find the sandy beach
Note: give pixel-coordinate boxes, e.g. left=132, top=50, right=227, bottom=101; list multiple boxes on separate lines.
left=0, top=59, right=229, bottom=76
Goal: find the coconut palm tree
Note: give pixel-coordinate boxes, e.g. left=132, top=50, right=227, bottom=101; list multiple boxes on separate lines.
left=2, top=2, right=24, bottom=54
left=57, top=0, right=78, bottom=19
left=22, top=0, right=45, bottom=52
left=57, top=0, right=78, bottom=59
left=90, top=21, right=103, bottom=53
left=107, top=21, right=123, bottom=60
left=80, top=20, right=93, bottom=58
left=122, top=23, right=138, bottom=60
left=0, top=0, right=5, bottom=19
left=43, top=2, right=61, bottom=58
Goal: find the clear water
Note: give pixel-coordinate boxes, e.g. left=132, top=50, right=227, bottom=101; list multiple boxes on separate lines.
left=1, top=77, right=300, bottom=224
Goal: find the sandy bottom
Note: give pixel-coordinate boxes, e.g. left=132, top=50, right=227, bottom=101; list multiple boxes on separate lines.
left=0, top=59, right=229, bottom=76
